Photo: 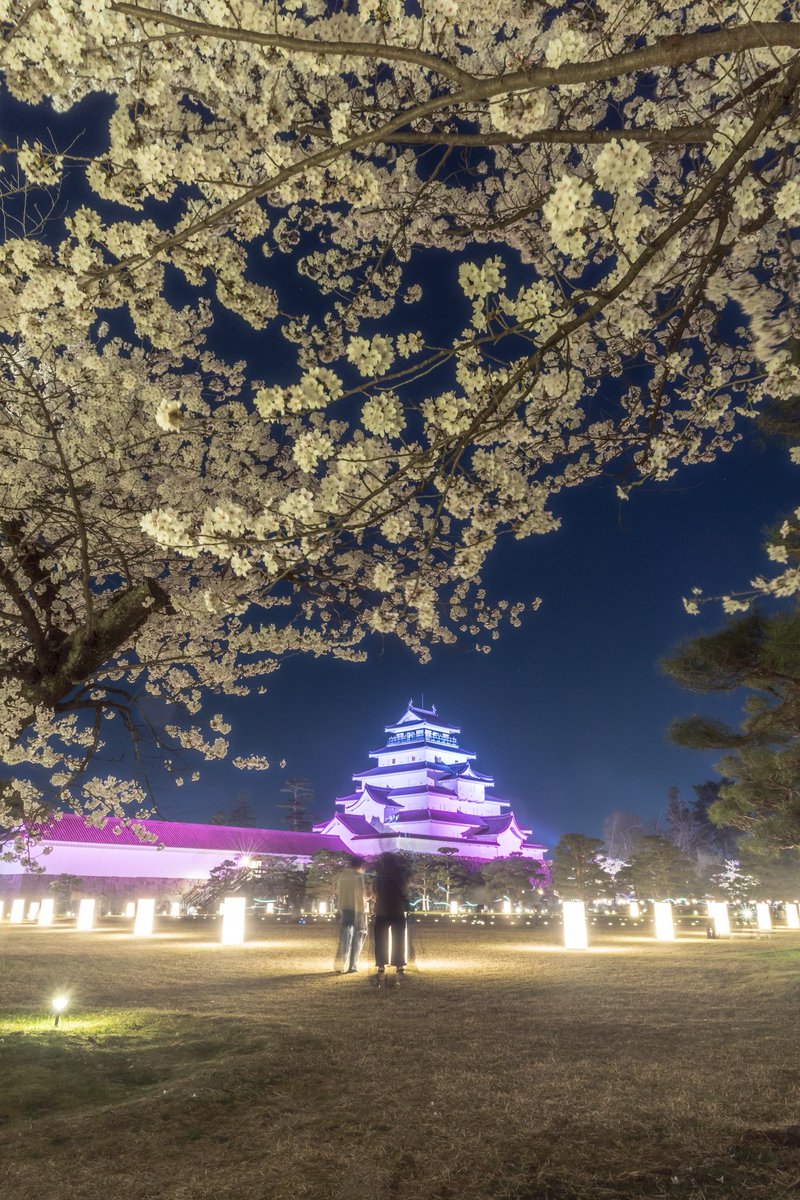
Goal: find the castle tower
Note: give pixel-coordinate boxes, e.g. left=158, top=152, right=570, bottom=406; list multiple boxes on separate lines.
left=313, top=702, right=546, bottom=861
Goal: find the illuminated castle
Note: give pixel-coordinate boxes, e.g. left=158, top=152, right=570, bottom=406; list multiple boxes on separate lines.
left=314, top=703, right=546, bottom=861
left=0, top=702, right=545, bottom=905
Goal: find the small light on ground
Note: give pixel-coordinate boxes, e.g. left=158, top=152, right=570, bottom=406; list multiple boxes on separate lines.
left=170, top=901, right=181, bottom=918
left=628, top=901, right=640, bottom=919
left=52, top=994, right=68, bottom=1027
left=134, top=898, right=155, bottom=937
left=318, top=901, right=328, bottom=915
left=76, top=898, right=95, bottom=932
left=562, top=900, right=588, bottom=950
left=708, top=901, right=731, bottom=937
left=220, top=896, right=246, bottom=945
left=653, top=901, right=675, bottom=941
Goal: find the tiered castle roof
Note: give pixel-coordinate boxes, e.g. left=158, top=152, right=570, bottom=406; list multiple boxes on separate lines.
left=314, top=702, right=545, bottom=861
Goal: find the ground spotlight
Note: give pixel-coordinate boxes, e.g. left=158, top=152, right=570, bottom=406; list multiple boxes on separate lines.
left=52, top=994, right=68, bottom=1027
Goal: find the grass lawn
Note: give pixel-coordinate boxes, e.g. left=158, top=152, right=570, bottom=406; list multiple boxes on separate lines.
left=2, top=918, right=800, bottom=1200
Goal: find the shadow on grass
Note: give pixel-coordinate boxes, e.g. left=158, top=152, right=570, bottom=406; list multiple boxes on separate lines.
left=491, top=1134, right=800, bottom=1200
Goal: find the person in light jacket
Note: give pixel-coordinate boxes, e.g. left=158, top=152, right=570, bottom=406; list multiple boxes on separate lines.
left=335, top=856, right=369, bottom=973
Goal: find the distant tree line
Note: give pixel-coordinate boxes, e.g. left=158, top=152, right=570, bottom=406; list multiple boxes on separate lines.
left=185, top=849, right=551, bottom=915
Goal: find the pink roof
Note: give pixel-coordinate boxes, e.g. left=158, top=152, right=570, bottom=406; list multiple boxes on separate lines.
left=33, top=814, right=349, bottom=857
left=329, top=814, right=376, bottom=836
left=395, top=809, right=487, bottom=827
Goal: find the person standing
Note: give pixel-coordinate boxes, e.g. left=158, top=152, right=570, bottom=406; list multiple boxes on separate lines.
left=335, top=856, right=369, bottom=973
left=373, top=852, right=410, bottom=986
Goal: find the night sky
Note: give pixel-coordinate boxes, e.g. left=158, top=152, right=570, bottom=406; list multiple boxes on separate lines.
left=158, top=429, right=797, bottom=847
left=4, top=93, right=797, bottom=850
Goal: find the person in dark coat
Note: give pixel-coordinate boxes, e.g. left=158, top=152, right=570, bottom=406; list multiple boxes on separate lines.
left=373, top=852, right=410, bottom=985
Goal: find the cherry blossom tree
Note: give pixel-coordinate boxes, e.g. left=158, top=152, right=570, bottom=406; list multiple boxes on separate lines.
left=1, top=1, right=799, bottom=843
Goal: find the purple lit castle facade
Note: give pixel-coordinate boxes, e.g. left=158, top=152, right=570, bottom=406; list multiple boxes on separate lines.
left=313, top=703, right=546, bottom=862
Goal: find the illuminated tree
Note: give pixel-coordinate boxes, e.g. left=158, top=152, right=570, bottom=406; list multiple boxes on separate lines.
left=551, top=834, right=613, bottom=902
left=623, top=834, right=698, bottom=898
left=306, top=849, right=353, bottom=907
left=2, top=3, right=800, bottom=842
left=482, top=856, right=547, bottom=906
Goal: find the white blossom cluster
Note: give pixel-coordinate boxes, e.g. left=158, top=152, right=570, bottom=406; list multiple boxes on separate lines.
left=542, top=174, right=594, bottom=257
left=1, top=0, right=799, bottom=845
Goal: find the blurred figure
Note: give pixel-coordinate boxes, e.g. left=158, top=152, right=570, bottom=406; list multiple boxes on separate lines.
left=373, top=852, right=410, bottom=986
left=335, top=856, right=368, bottom=973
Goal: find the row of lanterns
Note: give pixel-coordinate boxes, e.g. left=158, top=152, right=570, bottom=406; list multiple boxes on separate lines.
left=0, top=895, right=248, bottom=943
left=5, top=896, right=800, bottom=949
left=562, top=898, right=800, bottom=949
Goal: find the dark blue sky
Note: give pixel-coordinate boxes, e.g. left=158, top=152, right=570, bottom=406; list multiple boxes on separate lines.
left=157, top=430, right=797, bottom=846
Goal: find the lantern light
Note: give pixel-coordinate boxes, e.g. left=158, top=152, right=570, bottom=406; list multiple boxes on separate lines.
left=0, top=901, right=5, bottom=920
left=52, top=994, right=68, bottom=1027
left=653, top=901, right=675, bottom=941
left=708, top=901, right=731, bottom=937
left=38, top=898, right=55, bottom=927
left=756, top=902, right=772, bottom=932
left=27, top=901, right=40, bottom=921
left=10, top=898, right=25, bottom=924
left=133, top=898, right=155, bottom=937
left=76, top=898, right=95, bottom=932
left=124, top=901, right=136, bottom=919
left=785, top=902, right=800, bottom=929
left=562, top=900, right=588, bottom=950
left=628, top=901, right=640, bottom=919
left=220, top=896, right=246, bottom=945
left=169, top=901, right=181, bottom=918
left=450, top=900, right=459, bottom=915
left=318, top=901, right=328, bottom=915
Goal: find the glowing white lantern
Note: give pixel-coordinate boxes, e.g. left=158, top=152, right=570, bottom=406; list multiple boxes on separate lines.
left=785, top=902, right=800, bottom=929
left=318, top=901, right=328, bottom=915
left=708, top=901, right=730, bottom=937
left=562, top=900, right=588, bottom=950
left=653, top=901, right=675, bottom=941
left=265, top=902, right=274, bottom=914
left=756, top=902, right=772, bottom=931
left=124, top=901, right=136, bottom=918
left=0, top=901, right=4, bottom=920
left=502, top=899, right=512, bottom=915
left=220, top=896, right=246, bottom=945
left=38, top=898, right=55, bottom=927
left=450, top=900, right=459, bottom=915
left=170, top=901, right=181, bottom=918
left=76, top=898, right=95, bottom=931
left=628, top=901, right=640, bottom=919
left=133, top=898, right=155, bottom=937
left=10, top=898, right=25, bottom=924
left=27, top=901, right=40, bottom=921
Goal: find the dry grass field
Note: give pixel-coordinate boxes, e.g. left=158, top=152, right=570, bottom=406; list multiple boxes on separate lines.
left=2, top=917, right=800, bottom=1200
